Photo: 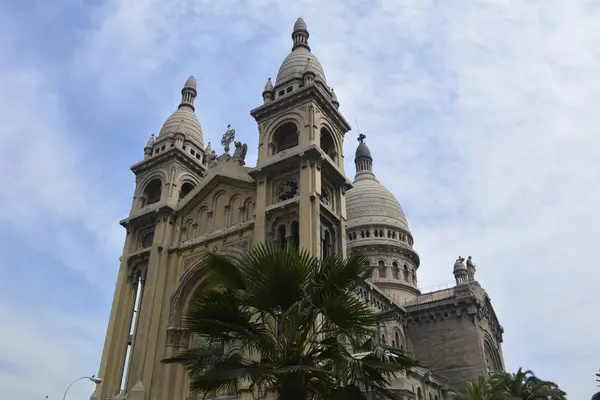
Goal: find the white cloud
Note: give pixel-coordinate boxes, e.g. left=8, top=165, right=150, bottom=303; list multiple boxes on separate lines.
left=0, top=300, right=105, bottom=400
left=2, top=0, right=600, bottom=398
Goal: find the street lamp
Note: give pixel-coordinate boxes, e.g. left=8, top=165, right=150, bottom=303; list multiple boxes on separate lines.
left=62, top=376, right=103, bottom=400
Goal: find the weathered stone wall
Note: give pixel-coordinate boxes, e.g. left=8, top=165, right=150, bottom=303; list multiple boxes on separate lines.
left=405, top=310, right=486, bottom=390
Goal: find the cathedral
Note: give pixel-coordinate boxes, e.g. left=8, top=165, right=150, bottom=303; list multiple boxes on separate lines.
left=94, top=17, right=505, bottom=400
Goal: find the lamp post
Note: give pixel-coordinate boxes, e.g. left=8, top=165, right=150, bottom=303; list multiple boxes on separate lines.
left=62, top=376, right=103, bottom=400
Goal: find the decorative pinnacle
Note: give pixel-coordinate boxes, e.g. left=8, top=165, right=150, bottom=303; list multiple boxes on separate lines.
left=357, top=133, right=366, bottom=143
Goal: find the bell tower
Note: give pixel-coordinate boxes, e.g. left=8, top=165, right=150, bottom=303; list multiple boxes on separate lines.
left=95, top=77, right=206, bottom=399
left=250, top=17, right=353, bottom=258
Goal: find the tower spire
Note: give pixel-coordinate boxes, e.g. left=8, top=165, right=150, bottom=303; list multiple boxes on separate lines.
left=291, top=17, right=310, bottom=51
left=178, top=76, right=197, bottom=111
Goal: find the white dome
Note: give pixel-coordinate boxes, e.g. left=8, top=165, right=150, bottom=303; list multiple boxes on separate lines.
left=346, top=178, right=409, bottom=231
left=346, top=138, right=409, bottom=231
left=158, top=107, right=204, bottom=146
left=157, top=76, right=204, bottom=147
left=275, top=17, right=327, bottom=87
left=275, top=48, right=327, bottom=86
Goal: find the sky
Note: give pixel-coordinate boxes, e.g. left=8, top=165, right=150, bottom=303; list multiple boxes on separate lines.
left=0, top=0, right=599, bottom=398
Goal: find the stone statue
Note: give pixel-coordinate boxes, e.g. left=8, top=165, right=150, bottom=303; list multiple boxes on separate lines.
left=232, top=140, right=248, bottom=164
left=205, top=144, right=218, bottom=168
left=221, top=124, right=236, bottom=153
left=467, top=256, right=476, bottom=281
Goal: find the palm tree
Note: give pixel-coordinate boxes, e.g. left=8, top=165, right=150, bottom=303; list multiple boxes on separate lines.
left=489, top=368, right=567, bottom=399
left=162, top=243, right=417, bottom=400
left=450, top=376, right=502, bottom=400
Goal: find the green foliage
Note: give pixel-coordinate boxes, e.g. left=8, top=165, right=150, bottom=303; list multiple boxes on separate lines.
left=161, top=243, right=417, bottom=400
left=452, top=368, right=567, bottom=400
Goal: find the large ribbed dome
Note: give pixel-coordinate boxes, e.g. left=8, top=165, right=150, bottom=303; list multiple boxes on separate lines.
left=346, top=136, right=409, bottom=231
left=275, top=17, right=327, bottom=87
left=346, top=178, right=409, bottom=230
left=158, top=76, right=204, bottom=147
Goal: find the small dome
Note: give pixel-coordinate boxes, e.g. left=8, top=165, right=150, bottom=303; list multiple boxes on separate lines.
left=454, top=257, right=467, bottom=271
left=276, top=48, right=327, bottom=86
left=355, top=142, right=372, bottom=159
left=346, top=178, right=410, bottom=231
left=263, top=77, right=274, bottom=92
left=158, top=108, right=204, bottom=146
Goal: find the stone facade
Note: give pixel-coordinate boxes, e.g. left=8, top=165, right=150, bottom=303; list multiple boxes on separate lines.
left=92, top=18, right=504, bottom=400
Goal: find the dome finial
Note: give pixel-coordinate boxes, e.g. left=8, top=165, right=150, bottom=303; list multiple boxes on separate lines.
left=292, top=17, right=310, bottom=51
left=354, top=127, right=375, bottom=182
left=179, top=76, right=197, bottom=111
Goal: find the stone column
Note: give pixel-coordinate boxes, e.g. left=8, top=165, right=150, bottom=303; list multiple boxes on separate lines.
left=97, top=254, right=137, bottom=398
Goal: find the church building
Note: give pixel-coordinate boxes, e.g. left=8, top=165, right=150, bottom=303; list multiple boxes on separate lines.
left=94, top=17, right=505, bottom=400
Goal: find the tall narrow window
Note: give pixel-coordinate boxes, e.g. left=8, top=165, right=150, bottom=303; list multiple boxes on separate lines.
left=363, top=261, right=371, bottom=276
left=392, top=262, right=399, bottom=279
left=378, top=261, right=386, bottom=278
left=277, top=225, right=286, bottom=247
left=291, top=221, right=299, bottom=249
left=322, top=230, right=331, bottom=260
left=403, top=264, right=409, bottom=281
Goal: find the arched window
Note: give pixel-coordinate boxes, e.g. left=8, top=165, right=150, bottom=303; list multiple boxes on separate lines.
left=412, top=269, right=417, bottom=284
left=403, top=264, right=409, bottom=281
left=272, top=122, right=298, bottom=153
left=277, top=224, right=286, bottom=247
left=392, top=262, right=400, bottom=279
left=417, top=387, right=423, bottom=400
left=142, top=178, right=162, bottom=206
left=291, top=221, right=299, bottom=249
left=377, top=261, right=386, bottom=278
left=429, top=394, right=433, bottom=400
left=380, top=334, right=386, bottom=345
left=320, top=127, right=336, bottom=160
left=394, top=331, right=400, bottom=348
left=179, top=182, right=195, bottom=201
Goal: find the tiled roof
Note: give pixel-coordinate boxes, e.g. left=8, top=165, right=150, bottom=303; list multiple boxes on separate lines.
left=405, top=287, right=455, bottom=307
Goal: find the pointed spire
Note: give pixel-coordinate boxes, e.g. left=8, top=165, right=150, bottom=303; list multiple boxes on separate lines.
left=331, top=88, right=339, bottom=108
left=264, top=77, right=274, bottom=92
left=145, top=133, right=155, bottom=148
left=262, top=77, right=274, bottom=103
left=292, top=17, right=310, bottom=51
left=178, top=76, right=197, bottom=111
left=303, top=57, right=317, bottom=77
